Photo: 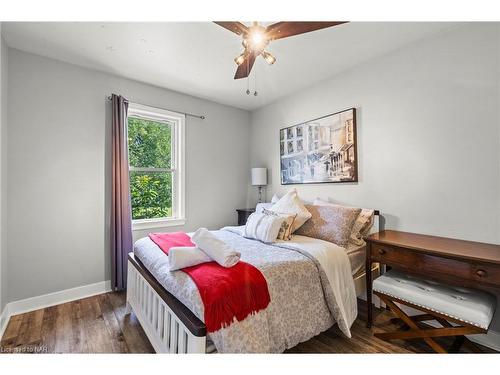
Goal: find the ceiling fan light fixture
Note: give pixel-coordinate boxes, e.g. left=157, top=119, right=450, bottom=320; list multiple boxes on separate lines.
left=250, top=31, right=264, bottom=47
left=262, top=50, right=276, bottom=65
left=246, top=23, right=268, bottom=52
left=215, top=21, right=348, bottom=80
left=234, top=52, right=247, bottom=66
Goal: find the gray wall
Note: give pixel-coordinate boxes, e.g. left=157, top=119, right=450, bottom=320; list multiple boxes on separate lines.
left=249, top=23, right=500, bottom=336
left=0, top=27, right=7, bottom=313
left=250, top=23, right=500, bottom=244
left=3, top=23, right=500, bottom=341
left=6, top=48, right=250, bottom=302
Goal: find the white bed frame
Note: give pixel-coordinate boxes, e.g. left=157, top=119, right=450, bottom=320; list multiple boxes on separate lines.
left=126, top=259, right=207, bottom=353
left=126, top=213, right=381, bottom=353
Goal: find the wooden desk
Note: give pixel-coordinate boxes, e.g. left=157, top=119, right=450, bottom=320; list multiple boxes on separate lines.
left=365, top=230, right=500, bottom=328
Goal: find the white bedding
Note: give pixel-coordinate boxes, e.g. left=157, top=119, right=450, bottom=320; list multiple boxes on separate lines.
left=223, top=225, right=357, bottom=334
left=347, top=243, right=366, bottom=276
left=133, top=227, right=357, bottom=352
left=279, top=236, right=358, bottom=331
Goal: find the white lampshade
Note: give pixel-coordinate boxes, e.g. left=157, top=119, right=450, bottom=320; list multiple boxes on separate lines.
left=251, top=168, right=267, bottom=186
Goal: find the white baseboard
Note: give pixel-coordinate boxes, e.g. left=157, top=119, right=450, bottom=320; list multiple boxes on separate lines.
left=0, top=305, right=10, bottom=340
left=468, top=330, right=500, bottom=352
left=0, top=280, right=111, bottom=341
left=424, top=318, right=500, bottom=351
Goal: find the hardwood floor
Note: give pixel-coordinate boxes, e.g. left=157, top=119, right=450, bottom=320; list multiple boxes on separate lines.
left=1, top=292, right=154, bottom=353
left=287, top=301, right=495, bottom=353
left=0, top=292, right=494, bottom=353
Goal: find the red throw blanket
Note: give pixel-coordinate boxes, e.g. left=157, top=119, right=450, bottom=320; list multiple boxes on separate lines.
left=149, top=232, right=271, bottom=332
left=149, top=232, right=193, bottom=255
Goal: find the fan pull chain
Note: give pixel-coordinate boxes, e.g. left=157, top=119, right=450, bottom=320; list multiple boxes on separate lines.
left=253, top=63, right=258, bottom=96
left=246, top=57, right=250, bottom=95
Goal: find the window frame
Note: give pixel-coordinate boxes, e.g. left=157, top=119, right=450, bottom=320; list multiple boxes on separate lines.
left=127, top=102, right=186, bottom=230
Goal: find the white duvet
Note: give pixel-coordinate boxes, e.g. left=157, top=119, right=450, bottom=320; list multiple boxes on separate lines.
left=133, top=227, right=357, bottom=352
left=223, top=226, right=357, bottom=337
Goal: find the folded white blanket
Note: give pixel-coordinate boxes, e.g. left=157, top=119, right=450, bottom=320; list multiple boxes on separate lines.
left=168, top=246, right=212, bottom=271
left=191, top=228, right=241, bottom=267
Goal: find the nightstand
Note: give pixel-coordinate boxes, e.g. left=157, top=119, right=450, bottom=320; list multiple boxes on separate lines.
left=236, top=208, right=255, bottom=226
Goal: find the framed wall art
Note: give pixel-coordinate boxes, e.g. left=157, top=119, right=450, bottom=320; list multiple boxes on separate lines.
left=280, top=108, right=358, bottom=184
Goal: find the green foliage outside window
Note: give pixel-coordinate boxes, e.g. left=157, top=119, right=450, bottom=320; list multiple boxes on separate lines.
left=128, top=117, right=173, bottom=220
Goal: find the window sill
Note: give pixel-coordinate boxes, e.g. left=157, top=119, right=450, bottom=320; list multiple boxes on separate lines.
left=132, top=218, right=186, bottom=231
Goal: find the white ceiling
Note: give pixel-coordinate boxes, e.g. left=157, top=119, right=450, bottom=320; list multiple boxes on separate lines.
left=2, top=22, right=461, bottom=110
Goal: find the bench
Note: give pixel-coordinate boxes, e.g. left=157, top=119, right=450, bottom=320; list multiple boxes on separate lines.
left=373, top=270, right=496, bottom=353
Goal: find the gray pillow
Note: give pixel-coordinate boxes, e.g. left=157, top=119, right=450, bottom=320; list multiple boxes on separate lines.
left=295, top=204, right=362, bottom=247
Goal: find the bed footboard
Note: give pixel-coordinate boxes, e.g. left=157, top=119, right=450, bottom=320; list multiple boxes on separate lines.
left=126, top=253, right=207, bottom=353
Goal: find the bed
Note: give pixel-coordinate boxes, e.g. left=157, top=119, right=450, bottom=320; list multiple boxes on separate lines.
left=126, top=212, right=380, bottom=353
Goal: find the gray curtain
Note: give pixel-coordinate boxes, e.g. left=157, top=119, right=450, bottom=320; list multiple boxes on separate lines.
left=111, top=94, right=132, bottom=291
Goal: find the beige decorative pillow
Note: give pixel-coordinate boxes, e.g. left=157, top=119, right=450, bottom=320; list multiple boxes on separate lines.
left=295, top=204, right=361, bottom=247
left=270, top=189, right=311, bottom=232
left=350, top=209, right=375, bottom=245
left=262, top=208, right=297, bottom=240
left=313, top=198, right=375, bottom=246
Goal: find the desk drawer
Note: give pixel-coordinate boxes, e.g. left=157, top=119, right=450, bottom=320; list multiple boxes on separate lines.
left=370, top=242, right=500, bottom=288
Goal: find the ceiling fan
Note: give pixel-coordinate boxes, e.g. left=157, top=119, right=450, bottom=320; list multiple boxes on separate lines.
left=214, top=21, right=348, bottom=80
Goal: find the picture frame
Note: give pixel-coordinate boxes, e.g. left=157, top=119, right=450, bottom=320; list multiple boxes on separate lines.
left=279, top=108, right=358, bottom=185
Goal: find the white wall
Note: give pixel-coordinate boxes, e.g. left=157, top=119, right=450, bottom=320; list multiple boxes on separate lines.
left=0, top=27, right=8, bottom=315
left=249, top=23, right=500, bottom=340
left=250, top=23, right=500, bottom=244
left=3, top=22, right=500, bottom=347
left=0, top=23, right=3, bottom=315
left=6, top=48, right=250, bottom=302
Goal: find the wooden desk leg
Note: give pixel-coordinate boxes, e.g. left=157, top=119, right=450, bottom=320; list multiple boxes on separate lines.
left=366, top=242, right=373, bottom=328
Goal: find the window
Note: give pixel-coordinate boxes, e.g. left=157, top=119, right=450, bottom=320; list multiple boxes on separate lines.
left=127, top=103, right=185, bottom=230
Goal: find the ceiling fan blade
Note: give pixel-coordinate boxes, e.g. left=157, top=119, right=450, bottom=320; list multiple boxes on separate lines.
left=266, top=21, right=348, bottom=40
left=234, top=52, right=257, bottom=79
left=214, top=21, right=249, bottom=36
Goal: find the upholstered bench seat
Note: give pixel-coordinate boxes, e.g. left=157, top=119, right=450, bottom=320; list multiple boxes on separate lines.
left=373, top=270, right=496, bottom=330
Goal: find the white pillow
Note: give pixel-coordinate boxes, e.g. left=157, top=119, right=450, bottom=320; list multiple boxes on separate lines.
left=244, top=212, right=285, bottom=243
left=314, top=198, right=375, bottom=245
left=255, top=202, right=273, bottom=213
left=270, top=189, right=311, bottom=232
left=270, top=188, right=296, bottom=204
left=262, top=208, right=297, bottom=241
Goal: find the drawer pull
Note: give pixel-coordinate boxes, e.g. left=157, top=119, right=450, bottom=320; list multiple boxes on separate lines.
left=476, top=269, right=487, bottom=278
left=378, top=248, right=386, bottom=255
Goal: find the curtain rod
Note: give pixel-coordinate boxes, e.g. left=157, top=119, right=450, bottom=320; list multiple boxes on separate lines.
left=107, top=95, right=205, bottom=120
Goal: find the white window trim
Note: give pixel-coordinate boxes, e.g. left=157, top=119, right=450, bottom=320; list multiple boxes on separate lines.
left=127, top=102, right=186, bottom=231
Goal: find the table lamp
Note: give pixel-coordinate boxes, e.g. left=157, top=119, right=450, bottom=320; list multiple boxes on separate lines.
left=251, top=168, right=267, bottom=203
